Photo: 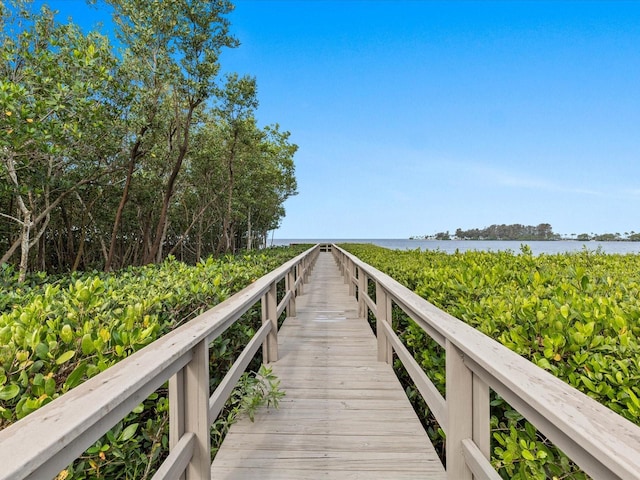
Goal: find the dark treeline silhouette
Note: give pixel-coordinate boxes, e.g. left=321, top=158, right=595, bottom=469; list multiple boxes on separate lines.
left=454, top=223, right=559, bottom=240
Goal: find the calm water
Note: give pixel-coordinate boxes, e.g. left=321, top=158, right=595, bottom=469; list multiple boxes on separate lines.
left=271, top=239, right=640, bottom=255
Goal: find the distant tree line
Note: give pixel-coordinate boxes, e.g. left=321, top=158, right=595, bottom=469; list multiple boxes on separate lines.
left=1, top=0, right=298, bottom=280
left=575, top=232, right=640, bottom=241
left=454, top=223, right=559, bottom=241
left=413, top=225, right=640, bottom=242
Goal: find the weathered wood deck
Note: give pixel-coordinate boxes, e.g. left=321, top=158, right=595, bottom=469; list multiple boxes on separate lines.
left=211, top=252, right=446, bottom=479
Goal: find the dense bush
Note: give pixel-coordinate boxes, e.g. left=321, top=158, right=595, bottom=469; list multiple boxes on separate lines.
left=342, top=243, right=640, bottom=479
left=0, top=245, right=307, bottom=478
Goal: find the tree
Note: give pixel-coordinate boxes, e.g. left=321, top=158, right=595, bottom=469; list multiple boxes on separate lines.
left=0, top=0, right=299, bottom=275
left=102, top=0, right=238, bottom=268
left=1, top=2, right=120, bottom=280
left=214, top=74, right=259, bottom=253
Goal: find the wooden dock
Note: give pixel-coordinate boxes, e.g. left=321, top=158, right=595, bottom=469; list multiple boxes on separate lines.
left=211, top=252, right=446, bottom=479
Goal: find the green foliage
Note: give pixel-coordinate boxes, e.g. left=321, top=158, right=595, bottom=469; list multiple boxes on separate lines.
left=210, top=365, right=284, bottom=456
left=342, top=243, right=640, bottom=479
left=0, top=245, right=303, bottom=478
left=1, top=0, right=298, bottom=275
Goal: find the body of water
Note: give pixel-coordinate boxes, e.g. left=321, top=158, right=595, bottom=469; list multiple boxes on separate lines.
left=271, top=239, right=640, bottom=255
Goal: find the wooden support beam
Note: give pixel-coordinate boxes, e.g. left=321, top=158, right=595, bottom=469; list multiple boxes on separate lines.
left=446, top=340, right=473, bottom=480
left=262, top=282, right=278, bottom=363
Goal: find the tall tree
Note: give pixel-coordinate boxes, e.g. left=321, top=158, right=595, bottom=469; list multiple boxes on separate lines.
left=101, top=0, right=238, bottom=267
left=214, top=73, right=259, bottom=253
left=0, top=2, right=119, bottom=280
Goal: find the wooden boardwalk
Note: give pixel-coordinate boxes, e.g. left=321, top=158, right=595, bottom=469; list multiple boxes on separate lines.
left=211, top=252, right=446, bottom=479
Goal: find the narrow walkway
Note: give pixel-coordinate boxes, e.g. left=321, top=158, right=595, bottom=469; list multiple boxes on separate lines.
left=211, top=252, right=446, bottom=479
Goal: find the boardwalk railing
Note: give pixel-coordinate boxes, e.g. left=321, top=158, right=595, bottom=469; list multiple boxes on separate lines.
left=333, top=245, right=640, bottom=480
left=0, top=245, right=319, bottom=480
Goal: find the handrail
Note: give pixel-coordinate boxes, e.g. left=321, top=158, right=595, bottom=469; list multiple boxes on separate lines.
left=0, top=244, right=320, bottom=480
left=332, top=245, right=640, bottom=480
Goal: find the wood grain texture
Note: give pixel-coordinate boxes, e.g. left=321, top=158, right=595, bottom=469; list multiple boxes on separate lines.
left=211, top=252, right=446, bottom=479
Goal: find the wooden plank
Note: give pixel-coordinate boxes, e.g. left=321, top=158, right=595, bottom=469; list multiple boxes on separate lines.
left=274, top=358, right=378, bottom=368
left=271, top=387, right=409, bottom=401
left=211, top=467, right=446, bottom=480
left=227, top=417, right=427, bottom=436
left=274, top=397, right=416, bottom=410
left=243, top=407, right=422, bottom=423
left=213, top=450, right=443, bottom=471
left=210, top=252, right=445, bottom=479
left=269, top=365, right=396, bottom=376
left=218, top=432, right=435, bottom=453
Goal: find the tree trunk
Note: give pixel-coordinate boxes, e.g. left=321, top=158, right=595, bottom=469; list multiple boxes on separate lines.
left=105, top=134, right=146, bottom=272
left=217, top=128, right=239, bottom=255
left=196, top=216, right=203, bottom=261
left=18, top=210, right=31, bottom=282
left=144, top=101, right=198, bottom=264
left=61, top=204, right=74, bottom=268
left=167, top=199, right=215, bottom=257
left=156, top=217, right=170, bottom=263
left=246, top=210, right=252, bottom=251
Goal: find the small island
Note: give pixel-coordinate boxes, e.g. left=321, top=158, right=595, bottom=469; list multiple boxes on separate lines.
left=410, top=223, right=640, bottom=241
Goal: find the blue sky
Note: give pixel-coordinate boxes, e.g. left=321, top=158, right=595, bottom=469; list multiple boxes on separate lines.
left=45, top=1, right=640, bottom=239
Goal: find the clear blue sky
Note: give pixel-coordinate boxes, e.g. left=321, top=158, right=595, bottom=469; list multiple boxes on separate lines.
left=46, top=1, right=640, bottom=239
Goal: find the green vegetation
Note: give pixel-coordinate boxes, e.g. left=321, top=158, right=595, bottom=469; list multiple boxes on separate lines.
left=454, top=223, right=558, bottom=240
left=412, top=224, right=640, bottom=241
left=341, top=243, right=640, bottom=479
left=0, top=245, right=305, bottom=478
left=1, top=0, right=298, bottom=281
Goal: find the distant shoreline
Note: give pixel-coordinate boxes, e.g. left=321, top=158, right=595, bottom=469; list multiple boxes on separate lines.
left=270, top=239, right=640, bottom=255
left=408, top=237, right=639, bottom=242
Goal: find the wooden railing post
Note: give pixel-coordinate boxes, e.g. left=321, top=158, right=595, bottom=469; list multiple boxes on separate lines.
left=262, top=281, right=278, bottom=363
left=184, top=340, right=211, bottom=480
left=376, top=283, right=393, bottom=363
left=446, top=340, right=473, bottom=480
left=296, top=263, right=304, bottom=295
left=286, top=268, right=296, bottom=317
left=344, top=257, right=350, bottom=286
left=348, top=260, right=355, bottom=296
left=304, top=256, right=311, bottom=282
left=473, top=375, right=491, bottom=460
left=358, top=269, right=366, bottom=316
left=169, top=370, right=187, bottom=480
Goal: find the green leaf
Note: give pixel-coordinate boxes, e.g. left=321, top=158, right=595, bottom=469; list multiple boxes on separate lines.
left=55, top=350, right=76, bottom=365
left=118, top=423, right=139, bottom=442
left=0, top=384, right=20, bottom=401
left=580, top=376, right=597, bottom=392
left=44, top=377, right=56, bottom=397
left=60, top=324, right=74, bottom=344
left=521, top=449, right=535, bottom=461
left=35, top=342, right=49, bottom=360
left=65, top=362, right=87, bottom=389
left=81, top=334, right=95, bottom=355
